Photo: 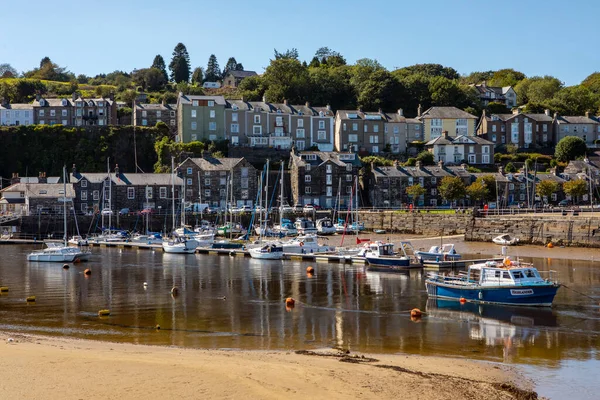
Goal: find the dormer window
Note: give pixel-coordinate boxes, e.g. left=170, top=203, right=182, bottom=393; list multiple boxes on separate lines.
left=277, top=109, right=282, bottom=114
left=232, top=105, right=238, bottom=111
left=61, top=99, right=67, bottom=106
left=88, top=101, right=94, bottom=107
left=76, top=101, right=83, bottom=107
left=39, top=99, right=45, bottom=106
left=319, top=111, right=324, bottom=117
left=298, top=111, right=303, bottom=116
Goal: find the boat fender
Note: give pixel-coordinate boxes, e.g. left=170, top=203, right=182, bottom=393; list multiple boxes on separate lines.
left=84, top=268, right=91, bottom=276
left=478, top=292, right=483, bottom=300
left=443, top=254, right=448, bottom=262
left=0, top=287, right=8, bottom=293
left=299, top=242, right=304, bottom=247
left=285, top=297, right=295, bottom=308
left=459, top=297, right=466, bottom=303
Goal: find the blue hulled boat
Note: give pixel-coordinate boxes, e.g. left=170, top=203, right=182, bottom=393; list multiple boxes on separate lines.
left=425, top=258, right=560, bottom=306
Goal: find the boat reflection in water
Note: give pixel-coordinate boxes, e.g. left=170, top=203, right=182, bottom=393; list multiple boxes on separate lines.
left=426, top=299, right=558, bottom=362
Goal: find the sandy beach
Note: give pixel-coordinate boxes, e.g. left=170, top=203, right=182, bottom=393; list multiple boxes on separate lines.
left=0, top=331, right=536, bottom=400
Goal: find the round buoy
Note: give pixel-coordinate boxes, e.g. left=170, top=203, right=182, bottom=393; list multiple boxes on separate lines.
left=410, top=308, right=422, bottom=318
left=155, top=324, right=161, bottom=330
left=285, top=297, right=295, bottom=308
left=84, top=268, right=91, bottom=276
left=306, top=266, right=314, bottom=275
left=26, top=296, right=36, bottom=302
left=547, top=242, right=554, bottom=248
left=63, top=264, right=69, bottom=269
left=459, top=297, right=467, bottom=304
left=73, top=258, right=81, bottom=264
left=0, top=287, right=8, bottom=293
left=98, top=309, right=111, bottom=316
left=171, top=287, right=179, bottom=296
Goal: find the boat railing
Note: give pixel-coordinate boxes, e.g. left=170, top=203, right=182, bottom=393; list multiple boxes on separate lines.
left=538, top=270, right=560, bottom=284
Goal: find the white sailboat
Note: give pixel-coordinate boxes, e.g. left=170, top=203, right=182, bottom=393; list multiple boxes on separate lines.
left=28, top=166, right=90, bottom=262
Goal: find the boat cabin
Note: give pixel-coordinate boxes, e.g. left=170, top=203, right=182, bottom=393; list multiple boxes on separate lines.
left=467, top=260, right=546, bottom=286
left=367, top=242, right=395, bottom=256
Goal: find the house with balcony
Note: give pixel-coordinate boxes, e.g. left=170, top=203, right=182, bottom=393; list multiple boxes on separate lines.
left=133, top=102, right=177, bottom=132
left=177, top=94, right=227, bottom=143
left=416, top=106, right=478, bottom=142
left=72, top=95, right=117, bottom=126
left=176, top=156, right=258, bottom=209
left=334, top=110, right=387, bottom=154
left=289, top=151, right=362, bottom=208
left=472, top=82, right=517, bottom=109
left=426, top=131, right=494, bottom=165
left=477, top=109, right=554, bottom=149
left=553, top=112, right=600, bottom=146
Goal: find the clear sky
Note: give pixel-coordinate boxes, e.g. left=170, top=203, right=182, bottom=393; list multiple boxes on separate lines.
left=1, top=0, right=598, bottom=86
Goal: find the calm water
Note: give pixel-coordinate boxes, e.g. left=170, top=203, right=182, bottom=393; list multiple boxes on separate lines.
left=1, top=245, right=599, bottom=399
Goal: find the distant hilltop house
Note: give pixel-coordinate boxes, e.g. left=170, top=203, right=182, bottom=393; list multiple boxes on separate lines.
left=222, top=70, right=258, bottom=88
left=472, top=82, right=517, bottom=109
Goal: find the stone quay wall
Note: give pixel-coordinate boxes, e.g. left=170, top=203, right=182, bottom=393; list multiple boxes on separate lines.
left=356, top=211, right=471, bottom=236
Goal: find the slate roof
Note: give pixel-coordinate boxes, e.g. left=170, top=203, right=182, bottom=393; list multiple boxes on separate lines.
left=18, top=177, right=61, bottom=184
left=32, top=98, right=73, bottom=107
left=418, top=107, right=477, bottom=120
left=292, top=151, right=361, bottom=168
left=135, top=103, right=175, bottom=111
left=556, top=116, right=599, bottom=124
left=426, top=134, right=494, bottom=146
left=0, top=183, right=75, bottom=198
left=178, top=94, right=227, bottom=105
left=71, top=172, right=182, bottom=186
left=227, top=70, right=258, bottom=78
left=186, top=157, right=245, bottom=171
left=0, top=103, right=34, bottom=110
left=226, top=100, right=252, bottom=111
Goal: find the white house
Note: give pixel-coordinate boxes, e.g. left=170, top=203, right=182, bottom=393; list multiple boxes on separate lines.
left=426, top=132, right=494, bottom=165
left=0, top=103, right=34, bottom=126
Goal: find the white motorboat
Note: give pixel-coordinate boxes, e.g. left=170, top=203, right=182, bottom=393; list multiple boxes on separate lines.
left=68, top=235, right=88, bottom=246
left=28, top=241, right=90, bottom=262
left=294, top=218, right=317, bottom=235
left=316, top=218, right=336, bottom=235
left=249, top=243, right=284, bottom=259
left=281, top=234, right=332, bottom=254
left=493, top=234, right=520, bottom=246
left=162, top=237, right=199, bottom=254
left=192, top=232, right=215, bottom=247
left=130, top=233, right=164, bottom=245
left=364, top=241, right=415, bottom=270
left=272, top=219, right=297, bottom=236
left=415, top=243, right=461, bottom=262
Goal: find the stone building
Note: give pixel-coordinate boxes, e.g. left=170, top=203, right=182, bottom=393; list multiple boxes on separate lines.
left=133, top=102, right=177, bottom=132
left=289, top=151, right=362, bottom=208
left=0, top=181, right=73, bottom=216
left=176, top=156, right=258, bottom=209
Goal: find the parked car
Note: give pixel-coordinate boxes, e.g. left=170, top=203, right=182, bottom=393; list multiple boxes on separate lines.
left=558, top=199, right=572, bottom=207
left=139, top=208, right=153, bottom=215
left=101, top=209, right=113, bottom=215
left=239, top=205, right=253, bottom=213
left=303, top=204, right=315, bottom=213
left=279, top=204, right=294, bottom=213
left=293, top=204, right=303, bottom=212
left=118, top=208, right=130, bottom=215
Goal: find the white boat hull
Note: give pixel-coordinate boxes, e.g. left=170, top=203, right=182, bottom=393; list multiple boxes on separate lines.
left=249, top=248, right=284, bottom=259
left=162, top=239, right=199, bottom=254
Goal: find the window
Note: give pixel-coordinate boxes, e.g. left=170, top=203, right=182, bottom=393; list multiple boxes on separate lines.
left=208, top=101, right=214, bottom=107
left=274, top=127, right=284, bottom=136
left=326, top=174, right=332, bottom=184
left=143, top=187, right=152, bottom=199
left=275, top=116, right=283, bottom=126
left=209, top=134, right=217, bottom=140
left=583, top=126, right=588, bottom=133
left=253, top=125, right=262, bottom=135
left=226, top=122, right=238, bottom=133
left=93, top=190, right=99, bottom=200
left=482, top=146, right=489, bottom=154
left=551, top=193, right=557, bottom=201
left=298, top=119, right=304, bottom=128
left=204, top=189, right=211, bottom=198
left=468, top=154, right=476, bottom=163
left=363, top=124, right=368, bottom=133
left=210, top=110, right=215, bottom=118
left=231, top=113, right=238, bottom=122
left=348, top=134, right=358, bottom=142
left=158, top=187, right=167, bottom=199
left=509, top=183, right=515, bottom=190
left=305, top=187, right=311, bottom=194
left=352, top=123, right=358, bottom=131
left=185, top=167, right=192, bottom=175
left=318, top=120, right=325, bottom=129
left=142, top=110, right=147, bottom=117
left=520, top=193, right=525, bottom=201
left=204, top=178, right=211, bottom=186
left=431, top=188, right=437, bottom=195
left=393, top=126, right=399, bottom=134
left=296, top=140, right=305, bottom=150
left=191, top=110, right=196, bottom=118
left=81, top=191, right=88, bottom=200
left=305, top=164, right=311, bottom=172
left=373, top=125, right=379, bottom=133
left=346, top=164, right=352, bottom=172
left=372, top=146, right=379, bottom=153
left=482, top=154, right=490, bottom=163
left=141, top=119, right=147, bottom=126
left=170, top=119, right=176, bottom=126
left=318, top=131, right=326, bottom=140
left=492, top=125, right=497, bottom=132
left=98, top=119, right=104, bottom=126
left=296, top=128, right=305, bottom=138
left=305, top=175, right=311, bottom=182
left=191, top=134, right=197, bottom=141
left=50, top=109, right=56, bottom=117
left=346, top=174, right=352, bottom=182
left=511, top=123, right=519, bottom=143
left=254, top=115, right=260, bottom=124
left=346, top=186, right=352, bottom=194
left=192, top=100, right=199, bottom=107
left=343, top=123, right=347, bottom=131
left=191, top=121, right=197, bottom=130
left=501, top=135, right=506, bottom=143
left=39, top=110, right=45, bottom=117
left=125, top=187, right=134, bottom=199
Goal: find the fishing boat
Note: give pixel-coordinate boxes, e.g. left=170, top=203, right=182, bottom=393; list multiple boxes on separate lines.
left=493, top=234, right=520, bottom=246
left=281, top=234, right=332, bottom=254
left=364, top=241, right=415, bottom=270
left=162, top=236, right=199, bottom=254
left=316, top=217, right=336, bottom=235
left=425, top=258, right=560, bottom=306
left=249, top=243, right=284, bottom=260
left=415, top=243, right=461, bottom=262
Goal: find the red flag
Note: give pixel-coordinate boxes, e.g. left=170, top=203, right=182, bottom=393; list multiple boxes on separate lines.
left=356, top=237, right=371, bottom=244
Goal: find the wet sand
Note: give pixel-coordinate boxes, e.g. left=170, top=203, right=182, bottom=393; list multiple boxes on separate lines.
left=0, top=332, right=534, bottom=400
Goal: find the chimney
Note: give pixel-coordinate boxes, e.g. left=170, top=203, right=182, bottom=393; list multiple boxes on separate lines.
left=443, top=130, right=449, bottom=139
left=585, top=111, right=590, bottom=119
left=35, top=93, right=41, bottom=102
left=11, top=172, right=20, bottom=185
left=397, top=108, right=403, bottom=116
left=482, top=80, right=487, bottom=87
left=553, top=112, right=558, bottom=120
left=283, top=99, right=288, bottom=106
left=512, top=108, right=521, bottom=115
left=114, top=164, right=120, bottom=177
left=38, top=172, right=47, bottom=184
left=498, top=165, right=504, bottom=175
left=438, top=160, right=444, bottom=168
left=262, top=95, right=267, bottom=103
left=161, top=98, right=166, bottom=106
left=72, top=164, right=77, bottom=176
left=544, top=109, right=550, bottom=116
left=417, top=104, right=422, bottom=117
left=240, top=95, right=245, bottom=102
left=326, top=104, right=331, bottom=111
left=72, top=92, right=78, bottom=102
left=378, top=108, right=383, bottom=114
left=416, top=160, right=422, bottom=169
left=305, top=101, right=310, bottom=108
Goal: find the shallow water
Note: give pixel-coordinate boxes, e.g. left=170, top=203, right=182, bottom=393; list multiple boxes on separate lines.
left=0, top=245, right=599, bottom=398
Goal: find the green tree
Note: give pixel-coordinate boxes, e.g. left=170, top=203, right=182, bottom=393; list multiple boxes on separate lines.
left=461, top=71, right=494, bottom=85
left=406, top=184, right=426, bottom=206
left=151, top=54, right=169, bottom=83
left=191, top=67, right=204, bottom=85
left=354, top=69, right=404, bottom=111
left=263, top=58, right=310, bottom=103
left=476, top=175, right=498, bottom=202
left=466, top=180, right=489, bottom=205
left=563, top=179, right=587, bottom=203
left=514, top=76, right=562, bottom=105
left=506, top=143, right=518, bottom=155
left=237, top=75, right=265, bottom=101
left=222, top=57, right=243, bottom=78
left=504, top=162, right=516, bottom=173
left=24, top=58, right=73, bottom=82
left=416, top=150, right=434, bottom=165
left=308, top=66, right=355, bottom=110
left=438, top=176, right=467, bottom=204
left=488, top=69, right=526, bottom=87
left=581, top=72, right=600, bottom=94
left=536, top=180, right=560, bottom=203
left=0, top=63, right=18, bottom=78
left=486, top=101, right=509, bottom=114
left=555, top=136, right=587, bottom=162
left=132, top=68, right=167, bottom=92
left=392, top=63, right=459, bottom=80
left=548, top=85, right=599, bottom=116
left=205, top=54, right=221, bottom=82
left=273, top=48, right=299, bottom=60
left=169, top=43, right=191, bottom=83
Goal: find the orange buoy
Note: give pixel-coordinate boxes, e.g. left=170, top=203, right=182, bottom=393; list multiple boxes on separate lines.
left=547, top=242, right=554, bottom=248
left=98, top=309, right=110, bottom=316
left=84, top=268, right=91, bottom=275
left=285, top=297, right=295, bottom=308
left=171, top=287, right=179, bottom=296
left=26, top=296, right=36, bottom=302
left=73, top=258, right=81, bottom=264
left=410, top=308, right=422, bottom=318
left=306, top=266, right=315, bottom=275
left=410, top=315, right=422, bottom=323
left=459, top=297, right=467, bottom=304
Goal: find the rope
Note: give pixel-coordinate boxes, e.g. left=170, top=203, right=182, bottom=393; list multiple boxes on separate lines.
left=561, top=284, right=599, bottom=303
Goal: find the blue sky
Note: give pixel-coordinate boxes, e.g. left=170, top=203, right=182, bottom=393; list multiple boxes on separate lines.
left=1, top=0, right=598, bottom=86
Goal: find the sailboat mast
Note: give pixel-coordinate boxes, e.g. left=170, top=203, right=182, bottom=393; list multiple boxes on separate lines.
left=198, top=170, right=202, bottom=219
left=279, top=163, right=284, bottom=229
left=181, top=171, right=185, bottom=227
left=145, top=185, right=149, bottom=234
left=171, top=156, right=175, bottom=233
left=107, top=158, right=112, bottom=232
left=63, top=165, right=67, bottom=246
left=264, top=159, right=269, bottom=232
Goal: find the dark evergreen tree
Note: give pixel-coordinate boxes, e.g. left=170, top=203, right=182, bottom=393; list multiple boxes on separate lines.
left=191, top=67, right=204, bottom=85
left=168, top=43, right=191, bottom=83
left=205, top=54, right=221, bottom=82
left=151, top=55, right=169, bottom=83
left=222, top=57, right=240, bottom=78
